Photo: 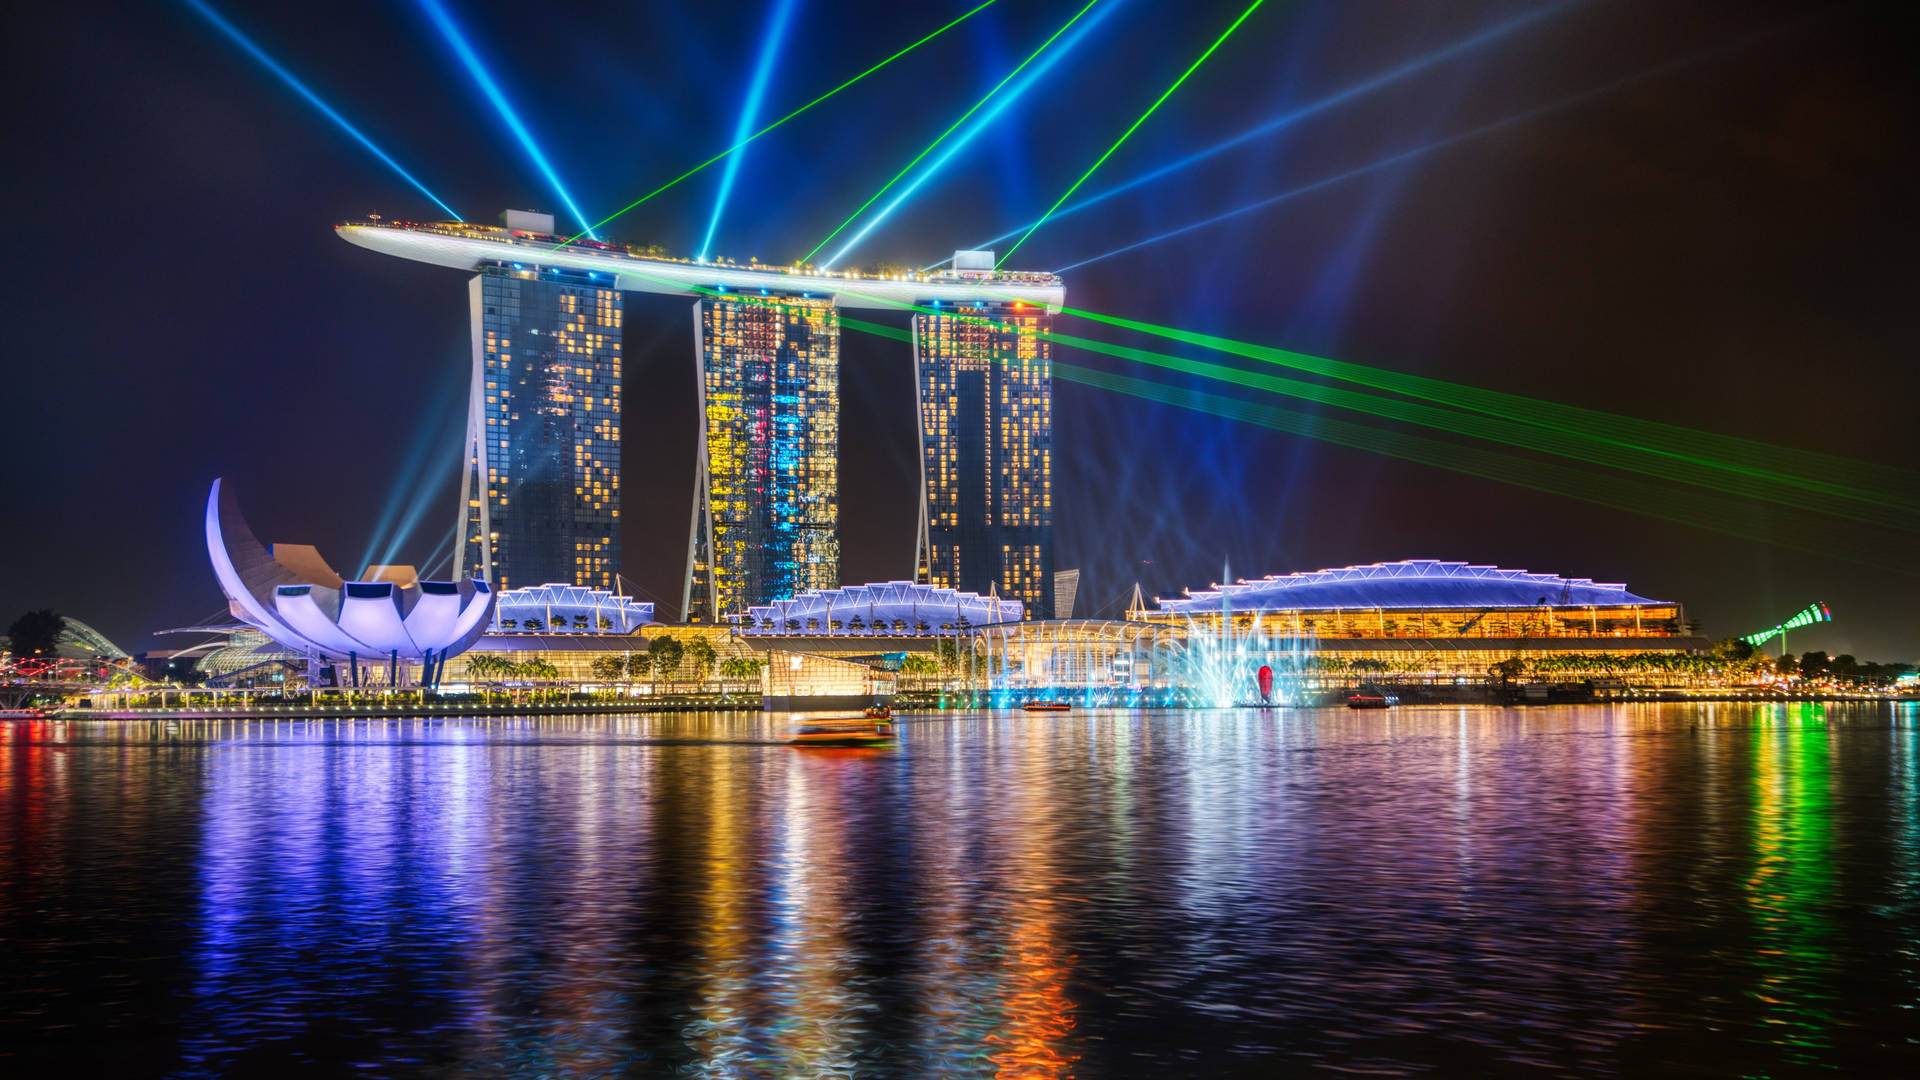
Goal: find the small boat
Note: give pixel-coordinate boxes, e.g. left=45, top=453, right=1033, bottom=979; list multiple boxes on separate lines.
left=1023, top=700, right=1071, bottom=712
left=1346, top=690, right=1399, bottom=709
left=0, top=708, right=46, bottom=720
left=789, top=705, right=896, bottom=747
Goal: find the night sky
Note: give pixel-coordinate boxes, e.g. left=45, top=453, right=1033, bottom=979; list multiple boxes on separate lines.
left=3, top=0, right=1914, bottom=658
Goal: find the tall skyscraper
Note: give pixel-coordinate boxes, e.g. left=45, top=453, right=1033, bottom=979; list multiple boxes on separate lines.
left=683, top=291, right=840, bottom=623
left=456, top=212, right=622, bottom=590
left=912, top=300, right=1053, bottom=618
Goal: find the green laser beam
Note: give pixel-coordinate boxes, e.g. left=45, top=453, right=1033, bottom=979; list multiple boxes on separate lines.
left=833, top=308, right=1908, bottom=568
left=997, top=0, right=1267, bottom=266
left=1047, top=303, right=1920, bottom=512
left=1044, top=363, right=1910, bottom=574
left=553, top=0, right=999, bottom=249
left=956, top=274, right=1917, bottom=510
left=1038, top=326, right=1920, bottom=533
left=830, top=275, right=1918, bottom=517
left=597, top=257, right=1916, bottom=536
left=836, top=311, right=1918, bottom=531
left=801, top=0, right=1106, bottom=265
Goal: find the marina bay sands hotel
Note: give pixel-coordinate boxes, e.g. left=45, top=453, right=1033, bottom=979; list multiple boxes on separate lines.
left=338, top=210, right=1067, bottom=622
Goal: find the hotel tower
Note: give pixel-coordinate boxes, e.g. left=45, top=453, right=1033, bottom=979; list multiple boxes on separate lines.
left=337, top=217, right=1063, bottom=612
left=682, top=291, right=841, bottom=623
left=912, top=298, right=1054, bottom=617
left=455, top=210, right=622, bottom=591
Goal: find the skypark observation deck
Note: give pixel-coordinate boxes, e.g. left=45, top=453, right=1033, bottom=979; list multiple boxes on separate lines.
left=335, top=219, right=1066, bottom=310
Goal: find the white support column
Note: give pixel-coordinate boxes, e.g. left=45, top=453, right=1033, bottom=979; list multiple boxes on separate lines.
left=457, top=274, right=493, bottom=584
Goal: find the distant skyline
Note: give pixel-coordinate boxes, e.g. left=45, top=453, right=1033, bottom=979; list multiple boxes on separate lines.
left=2, top=0, right=1914, bottom=658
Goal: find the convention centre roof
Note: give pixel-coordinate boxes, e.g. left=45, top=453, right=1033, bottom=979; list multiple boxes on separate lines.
left=492, top=583, right=654, bottom=634
left=741, top=581, right=1023, bottom=635
left=1155, top=560, right=1666, bottom=613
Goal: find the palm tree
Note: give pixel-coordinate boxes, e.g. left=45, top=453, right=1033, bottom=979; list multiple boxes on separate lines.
left=720, top=656, right=766, bottom=693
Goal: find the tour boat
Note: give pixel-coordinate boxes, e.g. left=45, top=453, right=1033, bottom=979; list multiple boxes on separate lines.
left=1023, top=701, right=1071, bottom=712
left=788, top=705, right=896, bottom=747
left=1346, top=690, right=1399, bottom=709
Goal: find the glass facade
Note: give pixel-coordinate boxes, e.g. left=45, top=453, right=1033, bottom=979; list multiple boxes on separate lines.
left=684, top=292, right=840, bottom=623
left=912, top=301, right=1053, bottom=618
left=457, top=264, right=622, bottom=591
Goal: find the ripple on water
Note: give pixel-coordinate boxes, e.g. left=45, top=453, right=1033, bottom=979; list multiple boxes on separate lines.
left=0, top=703, right=1917, bottom=1076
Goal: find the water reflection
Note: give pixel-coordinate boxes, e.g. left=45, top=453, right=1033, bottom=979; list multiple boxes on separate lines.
left=2, top=706, right=1918, bottom=1075
left=1744, top=704, right=1838, bottom=1067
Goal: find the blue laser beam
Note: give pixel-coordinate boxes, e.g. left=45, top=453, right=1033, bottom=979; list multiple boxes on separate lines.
left=1052, top=31, right=1778, bottom=274
left=820, top=0, right=1125, bottom=269
left=416, top=0, right=597, bottom=238
left=701, top=0, right=800, bottom=260
left=182, top=0, right=461, bottom=219
left=926, top=0, right=1579, bottom=268
left=358, top=365, right=468, bottom=575
left=416, top=523, right=461, bottom=582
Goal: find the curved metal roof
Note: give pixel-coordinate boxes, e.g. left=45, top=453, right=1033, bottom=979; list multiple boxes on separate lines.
left=55, top=618, right=128, bottom=660
left=1156, top=560, right=1665, bottom=613
left=492, top=583, right=654, bottom=634
left=205, top=479, right=496, bottom=662
left=742, top=581, right=1023, bottom=635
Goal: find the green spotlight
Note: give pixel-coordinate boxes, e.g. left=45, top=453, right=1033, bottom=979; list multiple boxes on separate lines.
left=1027, top=324, right=1920, bottom=533
left=996, top=0, right=1268, bottom=266
left=558, top=0, right=999, bottom=248
left=945, top=275, right=1917, bottom=513
left=832, top=281, right=1917, bottom=526
left=833, top=309, right=1906, bottom=568
left=1741, top=603, right=1831, bottom=650
left=1044, top=364, right=1908, bottom=573
left=617, top=268, right=1916, bottom=544
left=801, top=0, right=1107, bottom=264
left=1046, top=303, right=1920, bottom=512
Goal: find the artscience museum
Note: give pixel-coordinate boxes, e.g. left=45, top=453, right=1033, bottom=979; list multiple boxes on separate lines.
left=204, top=479, right=496, bottom=687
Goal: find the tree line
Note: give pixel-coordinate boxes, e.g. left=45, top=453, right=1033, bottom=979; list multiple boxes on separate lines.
left=461, top=634, right=767, bottom=695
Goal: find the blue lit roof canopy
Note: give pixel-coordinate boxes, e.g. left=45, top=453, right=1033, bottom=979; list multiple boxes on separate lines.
left=491, top=583, right=654, bottom=634
left=1155, top=560, right=1667, bottom=613
left=742, top=581, right=1023, bottom=635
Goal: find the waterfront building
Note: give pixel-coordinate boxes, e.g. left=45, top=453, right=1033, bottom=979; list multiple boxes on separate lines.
left=684, top=291, right=840, bottom=623
left=948, top=560, right=1707, bottom=696
left=1140, top=559, right=1690, bottom=640
left=205, top=479, right=495, bottom=686
left=489, top=583, right=653, bottom=635
left=738, top=581, right=1022, bottom=637
left=339, top=218, right=1066, bottom=606
left=912, top=301, right=1054, bottom=616
left=456, top=211, right=622, bottom=590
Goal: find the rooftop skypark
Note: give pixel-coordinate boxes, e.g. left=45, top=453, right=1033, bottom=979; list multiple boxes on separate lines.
left=337, top=217, right=1066, bottom=310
